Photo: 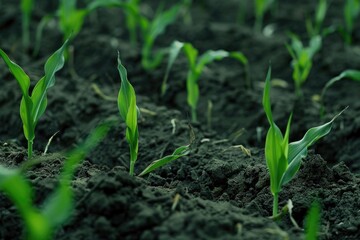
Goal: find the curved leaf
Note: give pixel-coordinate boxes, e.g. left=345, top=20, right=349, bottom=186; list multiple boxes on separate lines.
left=138, top=145, right=190, bottom=177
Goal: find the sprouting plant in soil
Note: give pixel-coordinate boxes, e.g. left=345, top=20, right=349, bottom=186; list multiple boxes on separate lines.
left=0, top=40, right=68, bottom=160
left=286, top=34, right=322, bottom=97
left=320, top=69, right=360, bottom=116
left=34, top=0, right=122, bottom=58
left=340, top=0, right=360, bottom=45
left=117, top=53, right=190, bottom=176
left=162, top=41, right=249, bottom=122
left=129, top=2, right=183, bottom=70
left=262, top=67, right=345, bottom=217
left=305, top=201, right=321, bottom=240
left=0, top=123, right=109, bottom=240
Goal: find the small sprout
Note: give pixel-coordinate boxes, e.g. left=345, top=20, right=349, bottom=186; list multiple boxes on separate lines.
left=163, top=41, right=249, bottom=122
left=305, top=201, right=321, bottom=240
left=21, top=0, right=33, bottom=50
left=286, top=34, right=322, bottom=97
left=0, top=40, right=68, bottom=159
left=117, top=53, right=139, bottom=176
left=0, top=123, right=109, bottom=240
left=306, top=0, right=328, bottom=37
left=341, top=0, right=360, bottom=45
left=139, top=3, right=182, bottom=70
left=263, top=67, right=345, bottom=217
left=117, top=54, right=190, bottom=176
left=320, top=70, right=360, bottom=116
left=254, top=0, right=274, bottom=32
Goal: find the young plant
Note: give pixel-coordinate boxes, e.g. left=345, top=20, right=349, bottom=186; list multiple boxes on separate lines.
left=0, top=40, right=68, bottom=159
left=286, top=35, right=322, bottom=97
left=35, top=0, right=122, bottom=58
left=320, top=69, right=360, bottom=116
left=254, top=0, right=274, bottom=32
left=341, top=0, right=360, bottom=45
left=21, top=0, right=34, bottom=50
left=0, top=123, right=109, bottom=240
left=305, top=202, right=321, bottom=240
left=263, top=67, right=345, bottom=216
left=162, top=41, right=249, bottom=122
left=138, top=3, right=182, bottom=70
left=306, top=0, right=328, bottom=37
left=117, top=54, right=189, bottom=176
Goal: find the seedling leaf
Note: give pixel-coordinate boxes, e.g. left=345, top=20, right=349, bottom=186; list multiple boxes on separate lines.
left=138, top=145, right=190, bottom=176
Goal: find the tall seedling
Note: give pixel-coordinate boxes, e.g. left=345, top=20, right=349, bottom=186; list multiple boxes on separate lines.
left=162, top=41, right=249, bottom=122
left=286, top=35, right=322, bottom=97
left=263, top=67, right=345, bottom=216
left=117, top=54, right=190, bottom=176
left=0, top=40, right=68, bottom=159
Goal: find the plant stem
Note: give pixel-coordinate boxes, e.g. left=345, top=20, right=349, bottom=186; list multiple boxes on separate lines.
left=129, top=161, right=135, bottom=176
left=191, top=107, right=197, bottom=123
left=28, top=140, right=33, bottom=160
left=22, top=13, right=30, bottom=50
left=273, top=192, right=279, bottom=216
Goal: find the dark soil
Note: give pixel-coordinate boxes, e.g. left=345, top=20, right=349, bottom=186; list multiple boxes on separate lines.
left=1, top=0, right=360, bottom=239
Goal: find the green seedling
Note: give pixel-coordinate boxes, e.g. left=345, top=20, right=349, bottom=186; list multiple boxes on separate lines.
left=306, top=0, right=328, bottom=37
left=0, top=123, right=109, bottom=240
left=341, top=0, right=360, bottom=45
left=320, top=69, right=360, bottom=116
left=0, top=40, right=68, bottom=160
left=117, top=54, right=189, bottom=176
left=162, top=41, right=249, bottom=122
left=35, top=0, right=122, bottom=57
left=286, top=35, right=322, bottom=97
left=263, top=67, right=345, bottom=217
left=138, top=3, right=182, bottom=70
left=305, top=202, right=321, bottom=240
left=21, top=0, right=33, bottom=50
left=254, top=0, right=274, bottom=32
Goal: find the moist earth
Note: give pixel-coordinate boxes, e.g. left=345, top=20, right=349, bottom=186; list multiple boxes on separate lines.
left=0, top=0, right=360, bottom=239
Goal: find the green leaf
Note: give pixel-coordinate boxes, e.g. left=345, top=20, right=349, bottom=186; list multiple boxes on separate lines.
left=262, top=67, right=274, bottom=125
left=281, top=108, right=346, bottom=186
left=162, top=41, right=185, bottom=96
left=0, top=166, right=50, bottom=240
left=305, top=202, right=321, bottom=240
left=0, top=49, right=31, bottom=96
left=87, top=0, right=122, bottom=12
left=263, top=66, right=288, bottom=194
left=321, top=70, right=360, bottom=100
left=117, top=53, right=139, bottom=172
left=138, top=145, right=190, bottom=176
left=31, top=40, right=68, bottom=125
left=196, top=50, right=229, bottom=73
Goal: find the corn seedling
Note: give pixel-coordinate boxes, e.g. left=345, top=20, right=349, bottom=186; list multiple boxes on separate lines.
left=0, top=40, right=68, bottom=160
left=139, top=3, right=182, bottom=70
left=254, top=0, right=274, bottom=32
left=162, top=41, right=249, bottom=122
left=306, top=0, right=328, bottom=37
left=263, top=67, right=345, bottom=217
left=21, top=0, right=33, bottom=50
left=35, top=0, right=122, bottom=58
left=286, top=34, right=322, bottom=97
left=117, top=54, right=190, bottom=176
left=0, top=123, right=109, bottom=240
left=305, top=201, right=321, bottom=240
left=341, top=0, right=360, bottom=45
left=320, top=69, right=360, bottom=116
